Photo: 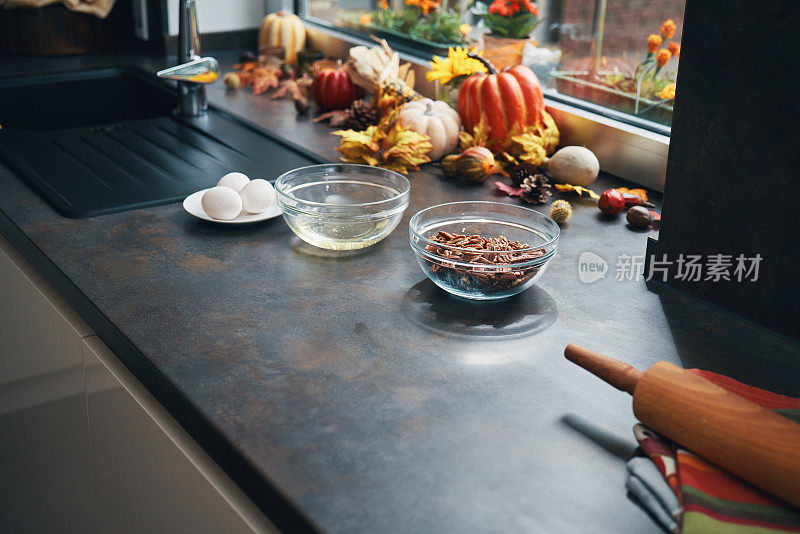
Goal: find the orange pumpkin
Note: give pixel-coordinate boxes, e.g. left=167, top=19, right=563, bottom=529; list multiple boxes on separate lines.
left=458, top=55, right=545, bottom=151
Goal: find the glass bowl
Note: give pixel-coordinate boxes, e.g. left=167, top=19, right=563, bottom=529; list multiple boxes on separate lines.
left=409, top=201, right=559, bottom=300
left=275, top=164, right=410, bottom=251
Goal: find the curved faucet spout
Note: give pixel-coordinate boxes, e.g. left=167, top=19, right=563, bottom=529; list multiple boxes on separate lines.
left=157, top=0, right=217, bottom=117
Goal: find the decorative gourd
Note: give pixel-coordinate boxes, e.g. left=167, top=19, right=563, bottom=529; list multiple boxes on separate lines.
left=258, top=11, right=306, bottom=65
left=544, top=146, right=599, bottom=186
left=458, top=54, right=545, bottom=151
left=396, top=98, right=461, bottom=161
left=441, top=147, right=495, bottom=183
left=311, top=64, right=365, bottom=111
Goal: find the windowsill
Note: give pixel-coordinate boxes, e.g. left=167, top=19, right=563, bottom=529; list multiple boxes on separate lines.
left=302, top=18, right=670, bottom=192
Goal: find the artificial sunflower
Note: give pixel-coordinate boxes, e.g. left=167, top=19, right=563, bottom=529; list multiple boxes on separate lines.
left=426, top=47, right=487, bottom=85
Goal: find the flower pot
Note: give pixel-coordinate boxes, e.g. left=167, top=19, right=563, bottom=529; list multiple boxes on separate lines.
left=481, top=34, right=533, bottom=70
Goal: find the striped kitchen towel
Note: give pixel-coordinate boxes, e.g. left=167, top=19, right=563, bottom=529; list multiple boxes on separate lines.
left=634, top=369, right=800, bottom=533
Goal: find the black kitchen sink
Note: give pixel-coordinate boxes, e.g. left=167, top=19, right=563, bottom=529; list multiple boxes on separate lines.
left=0, top=67, right=321, bottom=218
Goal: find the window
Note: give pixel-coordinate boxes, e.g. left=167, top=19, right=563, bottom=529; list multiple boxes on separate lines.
left=298, top=0, right=684, bottom=133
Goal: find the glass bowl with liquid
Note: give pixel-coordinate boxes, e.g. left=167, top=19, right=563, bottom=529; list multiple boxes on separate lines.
left=275, top=164, right=411, bottom=251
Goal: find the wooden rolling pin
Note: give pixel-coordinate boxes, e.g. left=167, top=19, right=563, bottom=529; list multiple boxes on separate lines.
left=564, top=343, right=800, bottom=509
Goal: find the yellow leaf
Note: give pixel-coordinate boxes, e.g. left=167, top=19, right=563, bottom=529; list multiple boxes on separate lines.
left=381, top=122, right=432, bottom=175
left=555, top=183, right=600, bottom=199
left=510, top=130, right=548, bottom=166
left=334, top=126, right=384, bottom=166
left=459, top=114, right=493, bottom=151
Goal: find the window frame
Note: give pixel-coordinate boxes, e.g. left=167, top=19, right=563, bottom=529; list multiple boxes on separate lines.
left=295, top=1, right=671, bottom=191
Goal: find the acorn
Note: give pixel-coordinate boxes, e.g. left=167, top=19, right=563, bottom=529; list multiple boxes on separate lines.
left=549, top=199, right=572, bottom=223
left=626, top=206, right=653, bottom=228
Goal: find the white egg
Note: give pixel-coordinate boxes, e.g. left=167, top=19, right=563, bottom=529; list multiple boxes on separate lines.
left=201, top=186, right=242, bottom=220
left=217, top=172, right=250, bottom=192
left=239, top=179, right=275, bottom=214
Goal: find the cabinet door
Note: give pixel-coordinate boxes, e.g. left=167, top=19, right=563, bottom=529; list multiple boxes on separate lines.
left=83, top=336, right=276, bottom=534
left=0, top=235, right=95, bottom=533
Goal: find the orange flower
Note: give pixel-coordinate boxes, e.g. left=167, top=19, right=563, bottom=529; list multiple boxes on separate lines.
left=406, top=0, right=440, bottom=14
left=521, top=0, right=538, bottom=14
left=660, top=19, right=677, bottom=39
left=489, top=0, right=509, bottom=15
left=488, top=0, right=537, bottom=16
left=656, top=48, right=671, bottom=66
left=359, top=13, right=372, bottom=25
left=647, top=34, right=662, bottom=53
left=378, top=0, right=388, bottom=8
left=668, top=42, right=680, bottom=58
left=658, top=84, right=676, bottom=100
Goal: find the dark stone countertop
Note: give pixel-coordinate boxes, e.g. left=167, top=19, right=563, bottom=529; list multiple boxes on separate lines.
left=2, top=52, right=799, bottom=533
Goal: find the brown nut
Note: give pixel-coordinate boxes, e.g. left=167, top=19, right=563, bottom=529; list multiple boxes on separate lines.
left=223, top=72, right=241, bottom=89
left=626, top=206, right=653, bottom=228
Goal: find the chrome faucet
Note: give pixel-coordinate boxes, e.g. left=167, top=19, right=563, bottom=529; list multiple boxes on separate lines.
left=156, top=0, right=220, bottom=117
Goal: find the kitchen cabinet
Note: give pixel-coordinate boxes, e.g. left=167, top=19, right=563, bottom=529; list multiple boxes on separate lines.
left=0, top=235, right=274, bottom=533
left=0, top=235, right=94, bottom=533
left=83, top=336, right=276, bottom=534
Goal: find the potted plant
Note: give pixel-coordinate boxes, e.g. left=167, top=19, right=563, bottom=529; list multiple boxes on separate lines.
left=354, top=0, right=472, bottom=52
left=551, top=19, right=680, bottom=126
left=472, top=0, right=541, bottom=69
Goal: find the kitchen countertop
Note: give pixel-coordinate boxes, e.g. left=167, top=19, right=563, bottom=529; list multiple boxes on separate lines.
left=2, top=52, right=799, bottom=533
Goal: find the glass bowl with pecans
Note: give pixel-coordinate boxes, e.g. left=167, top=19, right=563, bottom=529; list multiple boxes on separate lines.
left=409, top=201, right=559, bottom=300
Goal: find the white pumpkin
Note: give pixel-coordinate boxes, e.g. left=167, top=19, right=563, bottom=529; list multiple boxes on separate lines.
left=258, top=11, right=306, bottom=65
left=396, top=99, right=461, bottom=161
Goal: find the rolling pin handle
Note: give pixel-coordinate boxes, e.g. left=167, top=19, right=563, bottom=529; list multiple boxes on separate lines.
left=564, top=344, right=643, bottom=395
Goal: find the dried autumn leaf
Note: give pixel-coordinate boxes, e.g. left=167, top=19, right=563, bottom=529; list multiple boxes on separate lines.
left=334, top=126, right=385, bottom=166
left=555, top=183, right=600, bottom=199
left=251, top=68, right=280, bottom=95
left=381, top=123, right=432, bottom=175
left=540, top=110, right=560, bottom=154
left=233, top=61, right=259, bottom=71
left=650, top=210, right=661, bottom=230
left=510, top=130, right=548, bottom=166
left=458, top=114, right=493, bottom=151
left=495, top=181, right=524, bottom=197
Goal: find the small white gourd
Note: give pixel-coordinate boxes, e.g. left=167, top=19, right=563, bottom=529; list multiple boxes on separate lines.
left=396, top=98, right=461, bottom=161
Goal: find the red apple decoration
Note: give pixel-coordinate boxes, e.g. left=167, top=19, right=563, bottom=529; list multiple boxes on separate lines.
left=598, top=189, right=625, bottom=215
left=311, top=63, right=364, bottom=111
left=458, top=54, right=545, bottom=151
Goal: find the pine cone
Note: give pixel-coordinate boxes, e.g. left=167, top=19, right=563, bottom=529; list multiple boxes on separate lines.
left=346, top=99, right=378, bottom=130
left=508, top=163, right=540, bottom=186
left=520, top=173, right=553, bottom=204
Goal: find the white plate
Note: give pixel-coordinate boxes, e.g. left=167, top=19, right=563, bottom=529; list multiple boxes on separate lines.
left=183, top=188, right=282, bottom=224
